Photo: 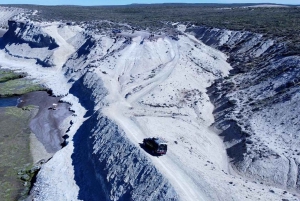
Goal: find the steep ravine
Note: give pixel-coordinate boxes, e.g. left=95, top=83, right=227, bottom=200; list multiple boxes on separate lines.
left=69, top=72, right=178, bottom=200
left=187, top=26, right=300, bottom=194
left=0, top=8, right=299, bottom=200
left=11, top=21, right=179, bottom=200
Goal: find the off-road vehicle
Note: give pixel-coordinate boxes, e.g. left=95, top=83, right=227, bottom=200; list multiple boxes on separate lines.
left=143, top=137, right=167, bottom=155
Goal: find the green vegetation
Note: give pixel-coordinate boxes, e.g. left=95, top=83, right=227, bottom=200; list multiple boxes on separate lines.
left=0, top=78, right=45, bottom=97
left=0, top=70, right=24, bottom=83
left=5, top=4, right=300, bottom=54
left=0, top=69, right=45, bottom=97
left=0, top=106, right=37, bottom=201
left=0, top=69, right=45, bottom=200
left=3, top=4, right=299, bottom=53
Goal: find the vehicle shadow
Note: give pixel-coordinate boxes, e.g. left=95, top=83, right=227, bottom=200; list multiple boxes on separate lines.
left=139, top=143, right=161, bottom=157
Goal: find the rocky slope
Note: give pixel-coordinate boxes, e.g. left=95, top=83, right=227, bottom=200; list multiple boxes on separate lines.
left=187, top=26, right=300, bottom=193
left=0, top=6, right=299, bottom=201
left=0, top=6, right=23, bottom=28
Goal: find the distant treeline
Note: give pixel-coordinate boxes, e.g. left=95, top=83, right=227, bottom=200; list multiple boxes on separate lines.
left=3, top=4, right=300, bottom=52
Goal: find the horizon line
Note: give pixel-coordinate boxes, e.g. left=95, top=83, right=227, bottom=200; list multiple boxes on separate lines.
left=0, top=2, right=299, bottom=6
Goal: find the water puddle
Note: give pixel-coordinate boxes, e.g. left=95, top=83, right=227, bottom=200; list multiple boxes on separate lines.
left=0, top=96, right=20, bottom=107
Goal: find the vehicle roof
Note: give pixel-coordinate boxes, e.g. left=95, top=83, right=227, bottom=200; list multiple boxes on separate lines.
left=153, top=137, right=167, bottom=145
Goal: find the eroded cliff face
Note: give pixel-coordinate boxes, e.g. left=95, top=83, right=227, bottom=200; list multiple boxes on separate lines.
left=70, top=71, right=179, bottom=200
left=3, top=20, right=58, bottom=49
left=1, top=20, right=59, bottom=67
left=1, top=11, right=299, bottom=201
left=3, top=20, right=179, bottom=200
left=187, top=26, right=300, bottom=192
left=0, top=7, right=23, bottom=28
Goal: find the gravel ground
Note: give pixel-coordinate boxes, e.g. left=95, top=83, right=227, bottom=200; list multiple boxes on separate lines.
left=0, top=66, right=73, bottom=199
left=0, top=91, right=72, bottom=200
left=18, top=91, right=72, bottom=153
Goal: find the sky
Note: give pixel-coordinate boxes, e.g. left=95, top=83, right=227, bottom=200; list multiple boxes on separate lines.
left=0, top=0, right=298, bottom=5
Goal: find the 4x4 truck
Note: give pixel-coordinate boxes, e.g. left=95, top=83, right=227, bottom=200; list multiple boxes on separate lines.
left=143, top=137, right=167, bottom=155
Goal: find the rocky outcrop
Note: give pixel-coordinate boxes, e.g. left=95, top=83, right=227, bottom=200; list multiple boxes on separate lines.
left=0, top=7, right=23, bottom=28
left=2, top=14, right=298, bottom=199
left=188, top=26, right=300, bottom=192
left=3, top=20, right=58, bottom=49
left=1, top=20, right=58, bottom=67
left=29, top=34, right=178, bottom=200
left=69, top=72, right=178, bottom=200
